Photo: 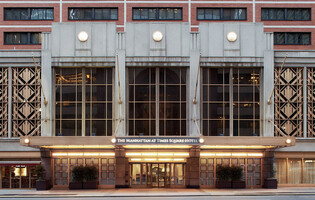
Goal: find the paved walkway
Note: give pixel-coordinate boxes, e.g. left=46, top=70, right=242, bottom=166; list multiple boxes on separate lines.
left=0, top=187, right=315, bottom=198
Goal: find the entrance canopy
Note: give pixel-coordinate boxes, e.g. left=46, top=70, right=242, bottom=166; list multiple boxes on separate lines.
left=20, top=136, right=295, bottom=150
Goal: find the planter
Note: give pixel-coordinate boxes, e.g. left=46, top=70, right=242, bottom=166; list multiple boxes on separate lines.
left=216, top=180, right=232, bottom=188
left=69, top=182, right=83, bottom=190
left=83, top=181, right=98, bottom=189
left=263, top=178, right=277, bottom=189
left=232, top=180, right=246, bottom=189
left=36, top=180, right=50, bottom=190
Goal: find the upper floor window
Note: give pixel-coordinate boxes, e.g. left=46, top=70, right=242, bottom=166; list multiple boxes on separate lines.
left=128, top=68, right=187, bottom=136
left=55, top=68, right=113, bottom=136
left=4, top=32, right=41, bottom=45
left=197, top=8, right=247, bottom=20
left=4, top=8, right=53, bottom=20
left=132, top=8, right=182, bottom=20
left=261, top=8, right=311, bottom=21
left=68, top=8, right=118, bottom=20
left=202, top=68, right=260, bottom=136
left=274, top=32, right=311, bottom=45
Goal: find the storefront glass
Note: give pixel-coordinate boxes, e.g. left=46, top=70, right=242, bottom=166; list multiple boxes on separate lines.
left=276, top=158, right=315, bottom=184
left=0, top=165, right=36, bottom=189
left=200, top=158, right=260, bottom=187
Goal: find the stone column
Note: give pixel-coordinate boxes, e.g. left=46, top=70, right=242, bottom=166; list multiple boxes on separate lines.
left=115, top=146, right=129, bottom=188
left=186, top=146, right=200, bottom=188
left=40, top=149, right=52, bottom=186
left=262, top=150, right=275, bottom=181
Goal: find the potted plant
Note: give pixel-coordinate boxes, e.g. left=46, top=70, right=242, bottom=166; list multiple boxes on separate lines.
left=230, top=165, right=246, bottom=188
left=34, top=164, right=50, bottom=190
left=83, top=165, right=98, bottom=189
left=216, top=165, right=232, bottom=188
left=263, top=164, right=277, bottom=189
left=69, top=165, right=85, bottom=190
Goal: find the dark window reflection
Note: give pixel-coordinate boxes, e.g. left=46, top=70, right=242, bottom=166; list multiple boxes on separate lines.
left=56, top=68, right=112, bottom=136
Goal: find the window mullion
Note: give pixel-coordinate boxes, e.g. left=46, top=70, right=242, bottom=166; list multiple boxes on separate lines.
left=82, top=68, right=86, bottom=136
left=229, top=68, right=233, bottom=136
left=156, top=68, right=159, bottom=136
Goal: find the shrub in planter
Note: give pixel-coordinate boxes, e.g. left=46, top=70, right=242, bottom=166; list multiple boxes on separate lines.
left=69, top=165, right=85, bottom=190
left=216, top=165, right=232, bottom=188
left=34, top=164, right=50, bottom=190
left=83, top=165, right=98, bottom=189
left=230, top=165, right=245, bottom=189
left=263, top=178, right=277, bottom=189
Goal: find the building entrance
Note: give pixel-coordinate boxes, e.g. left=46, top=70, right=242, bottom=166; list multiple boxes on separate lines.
left=130, top=163, right=185, bottom=188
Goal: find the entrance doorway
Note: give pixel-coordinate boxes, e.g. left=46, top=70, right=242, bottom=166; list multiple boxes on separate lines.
left=130, top=163, right=184, bottom=188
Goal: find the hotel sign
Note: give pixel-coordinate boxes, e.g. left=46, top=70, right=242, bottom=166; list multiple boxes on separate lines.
left=116, top=137, right=200, bottom=145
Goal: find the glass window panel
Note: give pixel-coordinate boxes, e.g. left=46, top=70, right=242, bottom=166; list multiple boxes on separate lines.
left=166, top=85, right=181, bottom=101
left=208, top=120, right=229, bottom=136
left=165, top=120, right=180, bottom=136
left=239, top=120, right=254, bottom=136
left=134, top=86, right=150, bottom=101
left=288, top=159, right=302, bottom=184
left=135, top=120, right=150, bottom=136
left=303, top=160, right=315, bottom=184
left=166, top=68, right=180, bottom=84
left=148, top=9, right=157, bottom=19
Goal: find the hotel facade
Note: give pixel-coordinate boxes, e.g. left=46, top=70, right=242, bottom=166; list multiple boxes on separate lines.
left=0, top=0, right=315, bottom=189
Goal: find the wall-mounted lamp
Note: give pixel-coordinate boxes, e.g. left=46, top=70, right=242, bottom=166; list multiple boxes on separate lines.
left=285, top=138, right=292, bottom=144
left=24, top=138, right=30, bottom=144
left=111, top=137, right=116, bottom=144
left=227, top=32, right=237, bottom=42
left=78, top=31, right=89, bottom=42
left=199, top=138, right=205, bottom=144
left=152, top=31, right=163, bottom=42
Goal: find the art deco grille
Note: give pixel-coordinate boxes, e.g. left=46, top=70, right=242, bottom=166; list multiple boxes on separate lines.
left=307, top=68, right=315, bottom=137
left=0, top=68, right=8, bottom=137
left=12, top=67, right=41, bottom=137
left=274, top=67, right=303, bottom=137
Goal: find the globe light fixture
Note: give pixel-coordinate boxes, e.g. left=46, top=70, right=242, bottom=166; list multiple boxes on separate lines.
left=286, top=138, right=292, bottom=144
left=227, top=31, right=237, bottom=42
left=111, top=137, right=117, bottom=144
left=152, top=31, right=163, bottom=42
left=24, top=138, right=30, bottom=144
left=78, top=31, right=89, bottom=42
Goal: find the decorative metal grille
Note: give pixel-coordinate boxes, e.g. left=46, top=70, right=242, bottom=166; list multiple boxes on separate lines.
left=307, top=68, right=315, bottom=137
left=0, top=68, right=8, bottom=137
left=12, top=67, right=41, bottom=137
left=274, top=67, right=303, bottom=137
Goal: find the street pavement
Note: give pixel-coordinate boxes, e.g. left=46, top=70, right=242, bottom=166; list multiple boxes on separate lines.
left=1, top=187, right=315, bottom=199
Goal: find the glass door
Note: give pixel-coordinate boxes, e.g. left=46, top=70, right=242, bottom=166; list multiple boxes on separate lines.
left=151, top=164, right=159, bottom=187
left=158, top=164, right=165, bottom=187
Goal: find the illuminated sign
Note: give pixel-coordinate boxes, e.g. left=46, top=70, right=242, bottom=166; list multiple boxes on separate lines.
left=116, top=137, right=200, bottom=145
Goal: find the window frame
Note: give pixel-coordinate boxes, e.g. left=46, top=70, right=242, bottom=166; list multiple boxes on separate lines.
left=201, top=67, right=261, bottom=137
left=261, top=8, right=311, bottom=21
left=4, top=7, right=54, bottom=21
left=274, top=32, right=311, bottom=45
left=68, top=7, right=119, bottom=20
left=54, top=67, right=113, bottom=137
left=4, top=32, right=41, bottom=45
left=127, top=67, right=188, bottom=136
left=132, top=7, right=183, bottom=21
left=196, top=7, right=247, bottom=21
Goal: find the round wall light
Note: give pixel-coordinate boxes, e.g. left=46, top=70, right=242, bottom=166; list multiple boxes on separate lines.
left=24, top=138, right=30, bottom=144
left=78, top=31, right=89, bottom=42
left=152, top=31, right=163, bottom=42
left=199, top=138, right=205, bottom=144
left=285, top=138, right=292, bottom=144
left=227, top=31, right=237, bottom=42
left=111, top=137, right=117, bottom=144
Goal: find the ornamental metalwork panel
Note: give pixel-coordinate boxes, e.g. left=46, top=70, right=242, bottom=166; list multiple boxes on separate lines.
left=12, top=67, right=41, bottom=137
left=274, top=67, right=303, bottom=137
left=307, top=68, right=315, bottom=137
left=0, top=68, right=8, bottom=137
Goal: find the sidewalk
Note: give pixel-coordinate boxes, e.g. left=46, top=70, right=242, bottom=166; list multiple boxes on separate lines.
left=0, top=187, right=315, bottom=198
